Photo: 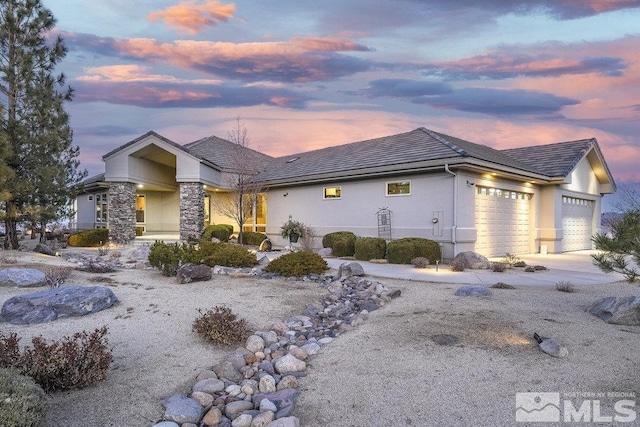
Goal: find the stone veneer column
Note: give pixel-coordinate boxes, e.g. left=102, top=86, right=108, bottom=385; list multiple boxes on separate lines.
left=179, top=182, right=205, bottom=241
left=108, top=182, right=137, bottom=244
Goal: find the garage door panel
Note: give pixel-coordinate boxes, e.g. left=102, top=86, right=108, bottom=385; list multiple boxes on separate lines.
left=475, top=187, right=531, bottom=257
left=562, top=197, right=594, bottom=252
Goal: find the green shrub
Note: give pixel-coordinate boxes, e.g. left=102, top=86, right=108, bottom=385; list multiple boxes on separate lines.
left=68, top=229, right=109, bottom=247
left=322, top=231, right=356, bottom=257
left=387, top=238, right=441, bottom=264
left=238, top=231, right=267, bottom=246
left=201, top=243, right=258, bottom=268
left=192, top=306, right=250, bottom=345
left=0, top=327, right=112, bottom=393
left=0, top=368, right=48, bottom=427
left=148, top=241, right=193, bottom=276
left=202, top=224, right=233, bottom=242
left=264, top=250, right=328, bottom=277
left=354, top=237, right=387, bottom=261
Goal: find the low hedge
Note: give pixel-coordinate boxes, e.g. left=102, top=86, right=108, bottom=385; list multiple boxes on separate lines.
left=202, top=224, right=234, bottom=242
left=354, top=237, right=387, bottom=261
left=322, top=231, right=356, bottom=257
left=68, top=229, right=109, bottom=247
left=387, top=238, right=441, bottom=264
left=201, top=244, right=258, bottom=268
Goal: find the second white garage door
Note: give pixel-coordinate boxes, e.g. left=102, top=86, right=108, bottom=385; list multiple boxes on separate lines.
left=562, top=196, right=594, bottom=252
left=475, top=187, right=531, bottom=257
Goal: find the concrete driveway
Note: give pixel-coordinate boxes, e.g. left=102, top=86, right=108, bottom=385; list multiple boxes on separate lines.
left=325, top=250, right=626, bottom=286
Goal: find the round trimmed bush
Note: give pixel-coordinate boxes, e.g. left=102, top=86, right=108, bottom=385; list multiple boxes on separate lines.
left=387, top=238, right=441, bottom=264
left=354, top=237, right=387, bottom=261
left=0, top=368, right=48, bottom=427
left=322, top=231, right=356, bottom=257
left=68, top=229, right=109, bottom=247
left=201, top=243, right=258, bottom=268
left=202, top=224, right=234, bottom=242
left=264, top=250, right=328, bottom=277
left=238, top=231, right=267, bottom=246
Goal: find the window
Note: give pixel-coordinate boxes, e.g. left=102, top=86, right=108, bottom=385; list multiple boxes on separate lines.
left=204, top=195, right=211, bottom=226
left=136, top=195, right=146, bottom=223
left=95, top=193, right=108, bottom=223
left=323, top=186, right=342, bottom=199
left=563, top=196, right=592, bottom=206
left=386, top=180, right=411, bottom=196
left=477, top=186, right=532, bottom=200
left=243, top=193, right=267, bottom=233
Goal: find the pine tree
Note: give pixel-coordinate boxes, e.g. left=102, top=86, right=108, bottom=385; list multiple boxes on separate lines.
left=0, top=0, right=85, bottom=248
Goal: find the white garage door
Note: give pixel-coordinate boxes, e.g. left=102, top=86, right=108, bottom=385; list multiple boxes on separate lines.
left=562, top=196, right=594, bottom=252
left=475, top=187, right=531, bottom=257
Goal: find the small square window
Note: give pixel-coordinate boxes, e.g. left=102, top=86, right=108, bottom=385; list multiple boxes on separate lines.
left=88, top=195, right=93, bottom=201
left=386, top=180, right=411, bottom=196
left=323, top=186, right=342, bottom=199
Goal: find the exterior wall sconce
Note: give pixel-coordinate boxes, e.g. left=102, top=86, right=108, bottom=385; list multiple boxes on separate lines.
left=466, top=180, right=475, bottom=186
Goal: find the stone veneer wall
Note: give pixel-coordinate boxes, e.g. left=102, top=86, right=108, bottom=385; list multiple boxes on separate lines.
left=180, top=182, right=205, bottom=240
left=108, top=182, right=137, bottom=243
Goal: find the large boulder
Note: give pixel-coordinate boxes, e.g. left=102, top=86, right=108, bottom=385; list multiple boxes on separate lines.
left=338, top=262, right=365, bottom=277
left=1, top=286, right=118, bottom=324
left=454, top=285, right=492, bottom=297
left=587, top=296, right=640, bottom=326
left=450, top=251, right=491, bottom=270
left=0, top=268, right=46, bottom=288
left=34, top=243, right=56, bottom=256
left=176, top=263, right=212, bottom=284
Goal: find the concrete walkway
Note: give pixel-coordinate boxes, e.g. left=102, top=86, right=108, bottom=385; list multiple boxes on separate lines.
left=324, top=250, right=626, bottom=286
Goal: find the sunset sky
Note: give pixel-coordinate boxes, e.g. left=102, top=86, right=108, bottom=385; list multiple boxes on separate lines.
left=44, top=1, right=640, bottom=209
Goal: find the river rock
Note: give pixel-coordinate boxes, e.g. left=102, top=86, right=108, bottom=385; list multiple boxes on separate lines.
left=539, top=338, right=569, bottom=358
left=163, top=394, right=204, bottom=424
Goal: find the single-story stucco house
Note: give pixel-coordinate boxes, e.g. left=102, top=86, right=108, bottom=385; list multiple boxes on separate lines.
left=71, top=127, right=616, bottom=259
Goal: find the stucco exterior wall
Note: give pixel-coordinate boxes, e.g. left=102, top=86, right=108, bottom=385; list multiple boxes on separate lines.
left=265, top=172, right=457, bottom=253
left=73, top=193, right=101, bottom=230
left=140, top=191, right=180, bottom=232
left=563, top=157, right=600, bottom=195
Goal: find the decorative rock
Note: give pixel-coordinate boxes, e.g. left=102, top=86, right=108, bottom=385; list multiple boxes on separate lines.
left=34, top=243, right=56, bottom=256
left=153, top=422, right=180, bottom=427
left=266, top=416, right=300, bottom=427
left=251, top=411, right=275, bottom=427
left=539, top=338, right=569, bottom=358
left=246, top=335, right=266, bottom=353
left=259, top=399, right=278, bottom=413
left=176, top=263, right=212, bottom=284
left=450, top=251, right=491, bottom=269
left=193, top=377, right=225, bottom=394
left=338, top=262, right=365, bottom=277
left=587, top=296, right=640, bottom=326
left=259, top=239, right=272, bottom=252
left=276, top=376, right=298, bottom=391
left=302, top=342, right=320, bottom=356
left=127, top=245, right=151, bottom=261
left=454, top=285, right=492, bottom=297
left=202, top=407, right=223, bottom=426
left=252, top=388, right=301, bottom=410
left=225, top=400, right=254, bottom=418
left=274, top=354, right=306, bottom=374
left=190, top=391, right=214, bottom=407
left=288, top=347, right=308, bottom=360
left=0, top=268, right=46, bottom=288
left=317, top=247, right=332, bottom=257
left=256, top=331, right=279, bottom=346
left=226, top=384, right=242, bottom=397
left=259, top=375, right=277, bottom=393
left=231, top=414, right=253, bottom=427
left=213, top=360, right=244, bottom=383
left=1, top=286, right=118, bottom=324
left=163, top=394, right=205, bottom=424
left=196, top=370, right=217, bottom=381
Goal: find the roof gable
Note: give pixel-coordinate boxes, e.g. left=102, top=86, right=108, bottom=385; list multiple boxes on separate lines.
left=184, top=136, right=274, bottom=171
left=501, top=139, right=593, bottom=178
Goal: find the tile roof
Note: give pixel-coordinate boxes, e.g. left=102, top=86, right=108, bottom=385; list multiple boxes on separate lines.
left=184, top=135, right=274, bottom=171
left=255, top=127, right=544, bottom=183
left=501, top=138, right=594, bottom=178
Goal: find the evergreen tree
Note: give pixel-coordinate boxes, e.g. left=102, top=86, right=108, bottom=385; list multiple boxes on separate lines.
left=0, top=0, right=85, bottom=248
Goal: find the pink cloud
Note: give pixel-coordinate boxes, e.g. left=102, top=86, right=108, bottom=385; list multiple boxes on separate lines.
left=148, top=0, right=236, bottom=35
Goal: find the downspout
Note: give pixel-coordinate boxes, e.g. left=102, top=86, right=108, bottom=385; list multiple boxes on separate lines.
left=444, top=164, right=457, bottom=256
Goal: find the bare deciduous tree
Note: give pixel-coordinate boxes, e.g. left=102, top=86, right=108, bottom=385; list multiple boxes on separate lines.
left=215, top=118, right=265, bottom=245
